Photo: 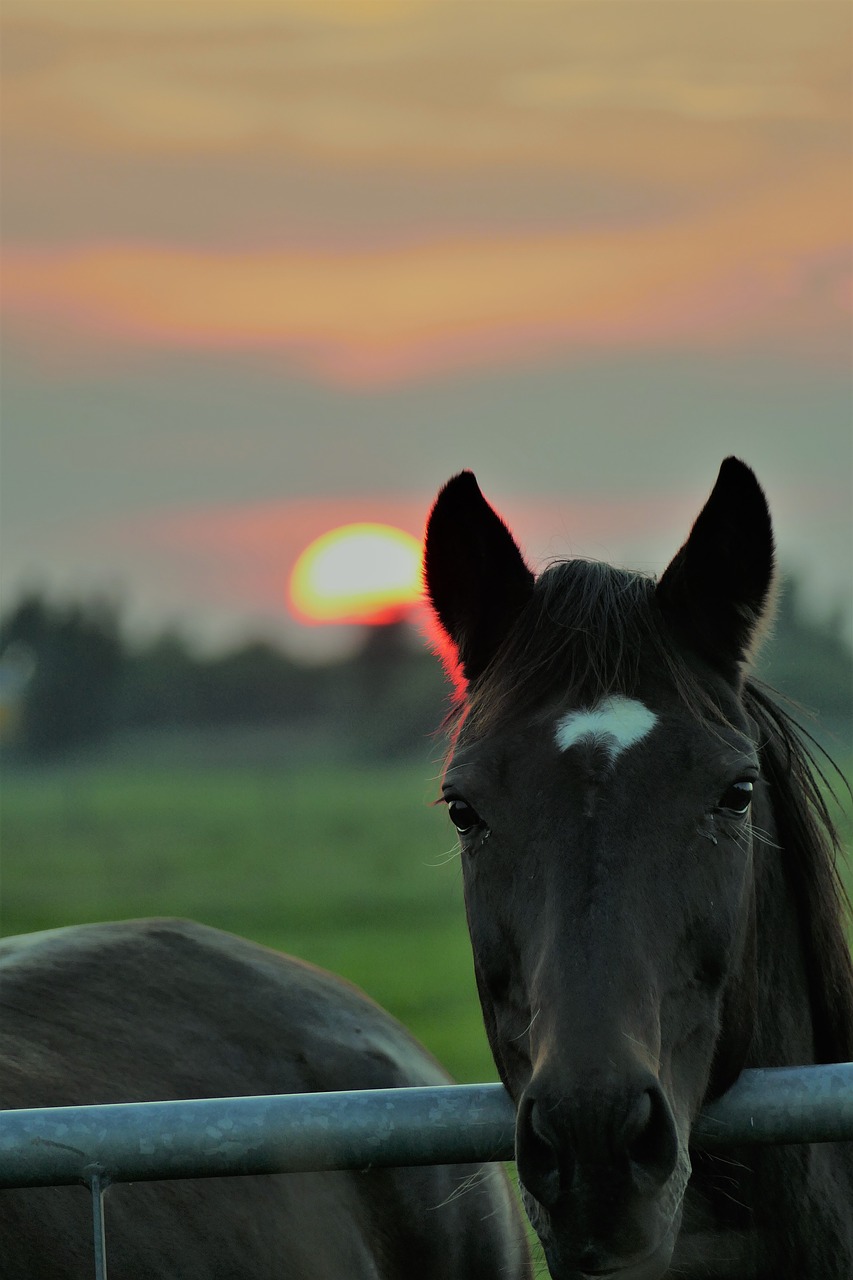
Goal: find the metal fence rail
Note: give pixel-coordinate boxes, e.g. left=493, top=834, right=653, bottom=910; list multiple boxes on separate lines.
left=2, top=1063, right=852, bottom=1191
left=2, top=1064, right=852, bottom=1280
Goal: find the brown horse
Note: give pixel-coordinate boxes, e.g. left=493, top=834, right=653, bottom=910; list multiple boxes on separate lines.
left=0, top=918, right=532, bottom=1279
left=424, top=458, right=853, bottom=1279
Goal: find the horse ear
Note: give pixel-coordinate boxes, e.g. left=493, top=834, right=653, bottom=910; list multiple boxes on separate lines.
left=656, top=457, right=775, bottom=674
left=424, top=471, right=535, bottom=684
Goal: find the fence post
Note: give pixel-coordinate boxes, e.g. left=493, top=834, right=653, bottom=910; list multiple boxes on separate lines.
left=85, top=1167, right=109, bottom=1280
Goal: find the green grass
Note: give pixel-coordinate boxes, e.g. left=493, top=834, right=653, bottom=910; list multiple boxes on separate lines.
left=2, top=749, right=851, bottom=1088
left=0, top=759, right=499, bottom=1084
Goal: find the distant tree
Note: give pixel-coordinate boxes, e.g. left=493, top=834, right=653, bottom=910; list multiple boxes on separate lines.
left=757, top=577, right=852, bottom=749
left=198, top=641, right=329, bottom=724
left=0, top=592, right=124, bottom=759
left=117, top=635, right=334, bottom=729
left=331, top=621, right=448, bottom=759
left=116, top=630, right=206, bottom=728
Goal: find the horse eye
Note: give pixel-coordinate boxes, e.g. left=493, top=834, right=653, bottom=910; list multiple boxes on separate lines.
left=447, top=799, right=482, bottom=834
left=718, top=780, right=753, bottom=815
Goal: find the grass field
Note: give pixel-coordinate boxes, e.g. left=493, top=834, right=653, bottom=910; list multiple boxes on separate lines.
left=0, top=755, right=499, bottom=1083
left=2, top=745, right=851, bottom=1087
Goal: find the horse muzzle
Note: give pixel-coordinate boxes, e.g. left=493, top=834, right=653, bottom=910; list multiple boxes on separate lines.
left=545, top=1228, right=678, bottom=1280
left=525, top=1196, right=680, bottom=1280
left=515, top=1068, right=688, bottom=1280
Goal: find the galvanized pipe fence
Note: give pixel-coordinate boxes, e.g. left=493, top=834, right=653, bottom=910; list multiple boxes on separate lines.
left=2, top=1062, right=852, bottom=1280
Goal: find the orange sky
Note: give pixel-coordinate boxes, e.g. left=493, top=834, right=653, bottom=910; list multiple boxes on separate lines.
left=1, top=1, right=851, bottom=648
left=3, top=2, right=850, bottom=385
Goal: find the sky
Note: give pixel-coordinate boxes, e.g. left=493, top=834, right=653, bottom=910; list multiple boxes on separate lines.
left=2, top=0, right=851, bottom=657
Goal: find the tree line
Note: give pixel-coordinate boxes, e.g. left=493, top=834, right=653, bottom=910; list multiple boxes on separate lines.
left=0, top=595, right=446, bottom=762
left=0, top=580, right=850, bottom=763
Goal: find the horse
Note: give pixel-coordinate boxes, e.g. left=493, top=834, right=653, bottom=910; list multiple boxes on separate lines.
left=424, top=457, right=853, bottom=1280
left=0, top=918, right=532, bottom=1279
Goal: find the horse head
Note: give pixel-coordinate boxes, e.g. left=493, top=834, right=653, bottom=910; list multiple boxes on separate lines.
left=424, top=459, right=777, bottom=1280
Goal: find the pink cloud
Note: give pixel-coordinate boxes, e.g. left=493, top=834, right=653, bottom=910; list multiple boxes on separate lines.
left=3, top=157, right=849, bottom=387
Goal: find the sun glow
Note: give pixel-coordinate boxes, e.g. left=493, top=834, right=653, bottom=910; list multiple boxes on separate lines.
left=289, top=523, right=423, bottom=625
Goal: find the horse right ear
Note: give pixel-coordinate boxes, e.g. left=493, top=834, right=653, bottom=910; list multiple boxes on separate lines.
left=424, top=471, right=535, bottom=686
left=656, top=457, right=775, bottom=676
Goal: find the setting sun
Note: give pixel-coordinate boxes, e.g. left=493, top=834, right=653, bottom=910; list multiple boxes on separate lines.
left=289, top=523, right=422, bottom=625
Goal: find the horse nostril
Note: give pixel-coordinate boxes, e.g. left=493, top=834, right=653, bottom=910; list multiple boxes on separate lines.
left=625, top=1084, right=679, bottom=1192
left=516, top=1095, right=566, bottom=1209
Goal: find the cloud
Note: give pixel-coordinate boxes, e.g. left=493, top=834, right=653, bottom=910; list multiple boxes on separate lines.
left=3, top=2, right=848, bottom=164
left=4, top=0, right=848, bottom=389
left=4, top=150, right=849, bottom=385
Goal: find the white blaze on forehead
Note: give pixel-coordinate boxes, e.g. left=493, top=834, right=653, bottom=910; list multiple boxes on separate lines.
left=554, top=695, right=658, bottom=761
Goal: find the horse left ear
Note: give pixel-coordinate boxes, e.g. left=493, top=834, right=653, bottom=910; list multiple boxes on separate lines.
left=424, top=471, right=535, bottom=685
left=656, top=457, right=775, bottom=674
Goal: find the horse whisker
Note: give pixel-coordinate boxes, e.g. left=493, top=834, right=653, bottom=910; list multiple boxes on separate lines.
left=510, top=1008, right=541, bottom=1041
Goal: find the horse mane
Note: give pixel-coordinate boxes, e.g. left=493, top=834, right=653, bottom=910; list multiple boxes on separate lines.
left=741, top=683, right=853, bottom=1063
left=446, top=558, right=853, bottom=1062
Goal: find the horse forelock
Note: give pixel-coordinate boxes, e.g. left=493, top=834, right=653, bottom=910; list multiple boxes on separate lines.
left=452, top=558, right=723, bottom=742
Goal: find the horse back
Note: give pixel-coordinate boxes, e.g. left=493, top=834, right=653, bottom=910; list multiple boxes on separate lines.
left=0, top=918, right=531, bottom=1279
